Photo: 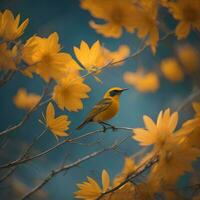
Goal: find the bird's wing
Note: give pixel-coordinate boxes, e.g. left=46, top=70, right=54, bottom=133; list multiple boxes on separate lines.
left=84, top=98, right=112, bottom=122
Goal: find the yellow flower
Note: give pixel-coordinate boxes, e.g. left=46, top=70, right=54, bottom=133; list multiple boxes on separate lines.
left=134, top=0, right=159, bottom=53
left=160, top=58, right=184, bottom=82
left=75, top=169, right=110, bottom=200
left=0, top=9, right=29, bottom=41
left=74, top=40, right=104, bottom=73
left=133, top=109, right=200, bottom=184
left=13, top=88, right=41, bottom=110
left=22, top=32, right=80, bottom=82
left=177, top=45, right=200, bottom=73
left=123, top=69, right=159, bottom=93
left=53, top=73, right=91, bottom=111
left=168, top=0, right=200, bottom=39
left=0, top=43, right=17, bottom=70
left=133, top=109, right=190, bottom=148
left=81, top=0, right=137, bottom=38
left=45, top=102, right=70, bottom=138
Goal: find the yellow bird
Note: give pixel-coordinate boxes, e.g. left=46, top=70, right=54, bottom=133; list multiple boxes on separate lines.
left=76, top=87, right=128, bottom=131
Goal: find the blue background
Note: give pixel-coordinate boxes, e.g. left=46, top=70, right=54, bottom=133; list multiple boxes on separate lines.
left=0, top=0, right=196, bottom=199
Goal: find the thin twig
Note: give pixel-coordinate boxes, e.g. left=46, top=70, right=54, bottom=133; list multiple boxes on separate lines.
left=0, top=70, right=15, bottom=87
left=0, top=129, right=47, bottom=182
left=0, top=83, right=50, bottom=137
left=21, top=136, right=130, bottom=200
left=78, top=31, right=174, bottom=81
left=177, top=90, right=200, bottom=112
left=0, top=126, right=133, bottom=170
left=97, top=155, right=159, bottom=199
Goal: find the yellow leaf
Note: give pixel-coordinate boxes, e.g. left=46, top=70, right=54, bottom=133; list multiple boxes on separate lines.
left=13, top=88, right=41, bottom=110
left=0, top=9, right=29, bottom=41
left=102, top=170, right=110, bottom=192
left=45, top=102, right=70, bottom=138
left=53, top=73, right=91, bottom=112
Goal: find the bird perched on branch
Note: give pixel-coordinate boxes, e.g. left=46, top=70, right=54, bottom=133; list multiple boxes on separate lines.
left=76, top=87, right=128, bottom=131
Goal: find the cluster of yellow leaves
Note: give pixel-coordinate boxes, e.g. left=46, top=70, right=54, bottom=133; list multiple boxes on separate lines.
left=160, top=44, right=199, bottom=82
left=167, top=0, right=200, bottom=39
left=81, top=0, right=200, bottom=53
left=133, top=109, right=200, bottom=191
left=75, top=156, right=157, bottom=200
left=13, top=88, right=41, bottom=110
left=52, top=73, right=91, bottom=112
left=0, top=9, right=29, bottom=41
left=75, top=157, right=138, bottom=200
left=44, top=102, right=70, bottom=139
left=0, top=9, right=28, bottom=71
left=22, top=32, right=81, bottom=82
left=74, top=40, right=130, bottom=74
left=133, top=0, right=159, bottom=53
left=75, top=169, right=110, bottom=199
left=81, top=0, right=159, bottom=53
left=21, top=33, right=98, bottom=112
left=123, top=68, right=159, bottom=93
left=81, top=0, right=137, bottom=38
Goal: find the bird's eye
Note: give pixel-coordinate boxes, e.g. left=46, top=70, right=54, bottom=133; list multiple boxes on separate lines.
left=109, top=90, right=119, bottom=97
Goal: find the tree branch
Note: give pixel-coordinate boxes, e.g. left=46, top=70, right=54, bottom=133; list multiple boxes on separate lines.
left=177, top=89, right=200, bottom=112
left=0, top=70, right=15, bottom=87
left=21, top=136, right=130, bottom=200
left=0, top=129, right=47, bottom=182
left=107, top=31, right=174, bottom=67
left=97, top=155, right=159, bottom=199
left=0, top=83, right=50, bottom=137
left=0, top=126, right=133, bottom=170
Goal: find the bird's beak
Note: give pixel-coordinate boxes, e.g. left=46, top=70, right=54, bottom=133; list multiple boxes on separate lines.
left=120, top=88, right=128, bottom=92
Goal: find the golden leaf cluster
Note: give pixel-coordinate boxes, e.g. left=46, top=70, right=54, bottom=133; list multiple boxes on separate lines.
left=13, top=88, right=41, bottom=110
left=123, top=68, right=160, bottom=93
left=160, top=44, right=200, bottom=83
left=81, top=0, right=200, bottom=53
left=75, top=169, right=110, bottom=199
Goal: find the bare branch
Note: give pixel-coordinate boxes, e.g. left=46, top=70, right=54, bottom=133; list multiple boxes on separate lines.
left=0, top=83, right=50, bottom=137
left=108, top=31, right=174, bottom=67
left=177, top=89, right=200, bottom=112
left=0, top=70, right=15, bottom=87
left=0, top=129, right=47, bottom=182
left=21, top=136, right=130, bottom=200
left=0, top=126, right=133, bottom=169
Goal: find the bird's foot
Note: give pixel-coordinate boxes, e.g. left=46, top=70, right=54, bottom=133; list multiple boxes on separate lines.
left=100, top=124, right=107, bottom=132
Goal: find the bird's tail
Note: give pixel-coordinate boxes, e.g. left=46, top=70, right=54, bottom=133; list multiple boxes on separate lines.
left=76, top=120, right=88, bottom=130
